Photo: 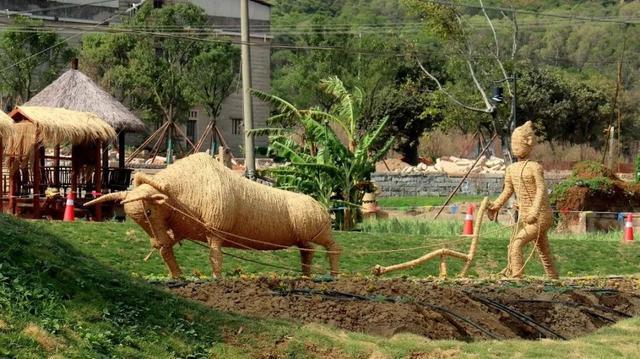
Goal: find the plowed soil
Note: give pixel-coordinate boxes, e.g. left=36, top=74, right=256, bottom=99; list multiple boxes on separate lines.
left=167, top=276, right=640, bottom=341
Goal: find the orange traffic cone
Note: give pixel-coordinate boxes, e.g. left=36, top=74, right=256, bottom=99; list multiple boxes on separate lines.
left=624, top=213, right=634, bottom=242
left=463, top=204, right=474, bottom=236
left=63, top=191, right=76, bottom=222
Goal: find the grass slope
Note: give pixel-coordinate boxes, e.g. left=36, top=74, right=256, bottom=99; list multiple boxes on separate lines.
left=2, top=215, right=640, bottom=358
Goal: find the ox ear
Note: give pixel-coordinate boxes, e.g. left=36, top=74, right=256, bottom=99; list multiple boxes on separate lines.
left=150, top=193, right=168, bottom=205
left=133, top=172, right=168, bottom=193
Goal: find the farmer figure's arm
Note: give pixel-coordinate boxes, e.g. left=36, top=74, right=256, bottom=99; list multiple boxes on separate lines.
left=488, top=167, right=513, bottom=220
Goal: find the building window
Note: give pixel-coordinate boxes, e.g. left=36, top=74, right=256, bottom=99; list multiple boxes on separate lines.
left=186, top=120, right=197, bottom=143
left=153, top=0, right=164, bottom=9
left=189, top=110, right=198, bottom=119
left=231, top=118, right=243, bottom=135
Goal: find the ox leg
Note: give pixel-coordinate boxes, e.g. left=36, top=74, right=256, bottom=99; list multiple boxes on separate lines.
left=207, top=236, right=223, bottom=278
left=159, top=245, right=183, bottom=279
left=298, top=242, right=314, bottom=276
left=312, top=230, right=341, bottom=276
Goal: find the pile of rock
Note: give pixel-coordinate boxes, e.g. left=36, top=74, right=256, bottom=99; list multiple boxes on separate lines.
left=396, top=156, right=506, bottom=176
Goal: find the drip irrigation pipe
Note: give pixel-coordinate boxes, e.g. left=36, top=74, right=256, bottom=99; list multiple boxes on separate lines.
left=464, top=291, right=566, bottom=340
left=273, top=288, right=501, bottom=340
left=583, top=288, right=640, bottom=300
left=514, top=299, right=632, bottom=319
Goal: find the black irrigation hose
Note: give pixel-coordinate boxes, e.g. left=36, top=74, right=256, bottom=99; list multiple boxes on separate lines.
left=273, top=288, right=501, bottom=340
left=579, top=309, right=616, bottom=324
left=464, top=291, right=567, bottom=340
left=514, top=299, right=632, bottom=319
left=583, top=288, right=640, bottom=300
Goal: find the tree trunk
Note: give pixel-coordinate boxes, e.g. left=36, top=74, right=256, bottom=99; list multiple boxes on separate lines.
left=400, top=142, right=419, bottom=165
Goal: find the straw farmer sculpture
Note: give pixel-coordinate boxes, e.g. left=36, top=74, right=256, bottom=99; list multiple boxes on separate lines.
left=85, top=153, right=341, bottom=278
left=487, top=121, right=559, bottom=279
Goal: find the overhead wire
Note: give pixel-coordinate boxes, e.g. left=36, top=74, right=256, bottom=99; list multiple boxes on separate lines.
left=4, top=0, right=116, bottom=15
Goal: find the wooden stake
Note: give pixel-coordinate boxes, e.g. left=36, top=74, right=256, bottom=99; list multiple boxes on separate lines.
left=433, top=134, right=497, bottom=220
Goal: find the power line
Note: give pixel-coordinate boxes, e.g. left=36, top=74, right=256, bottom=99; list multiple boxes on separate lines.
left=5, top=0, right=116, bottom=15
left=0, top=1, right=142, bottom=76
left=0, top=23, right=635, bottom=68
left=422, top=0, right=640, bottom=25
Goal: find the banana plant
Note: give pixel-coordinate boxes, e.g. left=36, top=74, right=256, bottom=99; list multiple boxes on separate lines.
left=251, top=78, right=393, bottom=229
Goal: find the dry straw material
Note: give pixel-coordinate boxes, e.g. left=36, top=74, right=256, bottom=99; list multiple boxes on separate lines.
left=86, top=153, right=341, bottom=278
left=0, top=111, right=13, bottom=138
left=25, top=69, right=145, bottom=132
left=8, top=106, right=116, bottom=148
left=154, top=153, right=334, bottom=247
left=488, top=121, right=558, bottom=279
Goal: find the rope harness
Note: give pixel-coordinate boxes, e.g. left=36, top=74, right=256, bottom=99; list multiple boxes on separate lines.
left=136, top=194, right=525, bottom=276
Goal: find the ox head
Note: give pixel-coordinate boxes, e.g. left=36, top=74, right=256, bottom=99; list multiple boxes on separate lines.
left=85, top=173, right=172, bottom=239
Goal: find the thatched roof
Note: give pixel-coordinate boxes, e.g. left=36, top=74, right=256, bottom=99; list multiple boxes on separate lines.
left=25, top=69, right=145, bottom=132
left=9, top=106, right=116, bottom=147
left=0, top=111, right=13, bottom=138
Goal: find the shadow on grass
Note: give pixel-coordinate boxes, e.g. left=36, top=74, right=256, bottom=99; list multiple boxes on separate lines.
left=0, top=215, right=288, bottom=358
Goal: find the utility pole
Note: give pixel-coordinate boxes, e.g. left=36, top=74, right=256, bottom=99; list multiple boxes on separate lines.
left=241, top=0, right=255, bottom=177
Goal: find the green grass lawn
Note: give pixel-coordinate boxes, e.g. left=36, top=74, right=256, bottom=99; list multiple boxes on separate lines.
left=377, top=195, right=485, bottom=209
left=46, top=218, right=640, bottom=279
left=2, top=214, right=640, bottom=358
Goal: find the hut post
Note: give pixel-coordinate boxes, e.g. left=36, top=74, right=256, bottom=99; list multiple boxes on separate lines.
left=8, top=157, right=15, bottom=215
left=53, top=145, right=60, bottom=187
left=94, top=140, right=103, bottom=221
left=102, top=141, right=108, bottom=189
left=70, top=145, right=78, bottom=197
left=32, top=129, right=41, bottom=219
left=118, top=131, right=126, bottom=169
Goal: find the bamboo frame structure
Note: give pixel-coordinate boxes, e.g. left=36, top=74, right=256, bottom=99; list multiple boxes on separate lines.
left=373, top=197, right=489, bottom=278
left=125, top=121, right=198, bottom=165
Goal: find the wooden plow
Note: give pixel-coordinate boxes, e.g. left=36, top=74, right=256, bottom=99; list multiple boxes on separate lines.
left=373, top=197, right=489, bottom=278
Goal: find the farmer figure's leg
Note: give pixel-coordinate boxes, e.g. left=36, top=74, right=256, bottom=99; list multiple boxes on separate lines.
left=535, top=233, right=559, bottom=279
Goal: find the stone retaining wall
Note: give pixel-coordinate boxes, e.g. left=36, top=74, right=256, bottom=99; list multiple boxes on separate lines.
left=372, top=172, right=566, bottom=197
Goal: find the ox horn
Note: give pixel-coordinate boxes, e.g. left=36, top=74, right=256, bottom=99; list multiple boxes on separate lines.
left=83, top=191, right=128, bottom=207
left=120, top=184, right=157, bottom=204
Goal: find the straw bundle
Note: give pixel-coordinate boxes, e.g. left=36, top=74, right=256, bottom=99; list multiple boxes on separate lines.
left=10, top=106, right=116, bottom=147
left=0, top=111, right=13, bottom=139
left=157, top=153, right=334, bottom=247
left=4, top=121, right=36, bottom=159
left=25, top=69, right=145, bottom=132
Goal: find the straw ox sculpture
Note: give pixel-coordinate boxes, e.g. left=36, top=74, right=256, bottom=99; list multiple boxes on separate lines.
left=85, top=153, right=341, bottom=278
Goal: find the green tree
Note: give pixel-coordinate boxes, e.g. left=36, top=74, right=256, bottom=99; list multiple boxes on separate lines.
left=0, top=16, right=74, bottom=107
left=81, top=3, right=208, bottom=126
left=187, top=41, right=240, bottom=124
left=364, top=80, right=444, bottom=164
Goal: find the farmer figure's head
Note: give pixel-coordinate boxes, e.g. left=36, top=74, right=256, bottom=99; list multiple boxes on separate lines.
left=511, top=121, right=535, bottom=160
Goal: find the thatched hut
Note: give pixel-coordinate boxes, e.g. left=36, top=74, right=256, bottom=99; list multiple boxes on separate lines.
left=25, top=60, right=145, bottom=175
left=0, top=111, right=13, bottom=138
left=2, top=106, right=116, bottom=220
left=0, top=111, right=15, bottom=212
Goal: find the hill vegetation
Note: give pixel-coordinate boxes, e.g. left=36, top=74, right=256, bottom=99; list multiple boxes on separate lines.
left=269, top=0, right=640, bottom=162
